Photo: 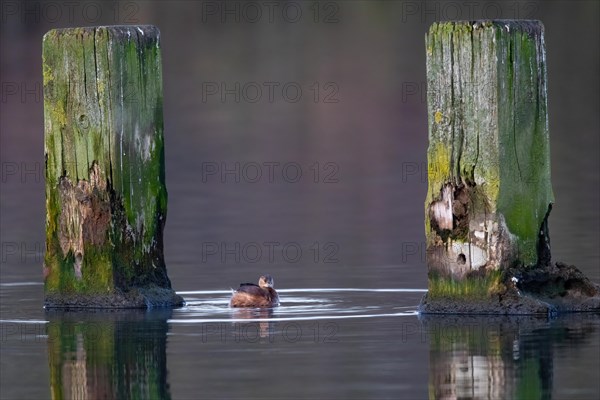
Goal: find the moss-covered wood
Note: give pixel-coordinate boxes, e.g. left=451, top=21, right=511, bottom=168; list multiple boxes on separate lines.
left=424, top=20, right=553, bottom=299
left=43, top=26, right=182, bottom=308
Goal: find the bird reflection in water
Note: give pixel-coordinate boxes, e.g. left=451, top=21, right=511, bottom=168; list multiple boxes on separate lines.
left=230, top=307, right=275, bottom=340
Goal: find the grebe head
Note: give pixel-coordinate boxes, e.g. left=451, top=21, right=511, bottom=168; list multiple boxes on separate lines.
left=259, top=275, right=274, bottom=288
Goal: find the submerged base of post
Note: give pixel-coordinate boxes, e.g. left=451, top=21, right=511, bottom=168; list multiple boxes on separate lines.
left=45, top=286, right=184, bottom=309
left=419, top=262, right=600, bottom=315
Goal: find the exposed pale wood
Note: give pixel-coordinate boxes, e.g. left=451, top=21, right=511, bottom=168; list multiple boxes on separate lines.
left=425, top=21, right=553, bottom=295
left=43, top=26, right=181, bottom=308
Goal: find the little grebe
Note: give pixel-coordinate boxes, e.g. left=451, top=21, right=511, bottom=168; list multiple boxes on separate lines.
left=229, top=275, right=280, bottom=308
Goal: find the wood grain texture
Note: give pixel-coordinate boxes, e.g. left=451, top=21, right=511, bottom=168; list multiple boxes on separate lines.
left=43, top=26, right=181, bottom=308
left=425, top=21, right=553, bottom=296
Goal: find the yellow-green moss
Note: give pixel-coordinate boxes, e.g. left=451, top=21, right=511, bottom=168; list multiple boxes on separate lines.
left=42, top=58, right=53, bottom=86
left=427, top=270, right=504, bottom=300
left=426, top=142, right=450, bottom=196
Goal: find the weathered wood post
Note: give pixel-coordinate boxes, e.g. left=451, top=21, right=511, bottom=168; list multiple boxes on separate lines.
left=421, top=20, right=599, bottom=313
left=43, top=26, right=182, bottom=308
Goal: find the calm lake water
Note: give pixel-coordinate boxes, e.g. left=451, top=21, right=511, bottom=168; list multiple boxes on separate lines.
left=1, top=1, right=599, bottom=399
left=1, top=284, right=600, bottom=399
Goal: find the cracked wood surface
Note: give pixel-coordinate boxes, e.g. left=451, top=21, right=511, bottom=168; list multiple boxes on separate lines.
left=43, top=26, right=181, bottom=307
left=425, top=21, right=553, bottom=289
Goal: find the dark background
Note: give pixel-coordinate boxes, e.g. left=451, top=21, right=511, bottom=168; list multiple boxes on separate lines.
left=1, top=0, right=598, bottom=288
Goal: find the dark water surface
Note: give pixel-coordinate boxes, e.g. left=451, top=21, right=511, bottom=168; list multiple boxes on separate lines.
left=1, top=1, right=599, bottom=399
left=1, top=284, right=600, bottom=399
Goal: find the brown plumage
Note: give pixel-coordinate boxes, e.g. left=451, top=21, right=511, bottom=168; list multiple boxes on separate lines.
left=229, top=275, right=280, bottom=308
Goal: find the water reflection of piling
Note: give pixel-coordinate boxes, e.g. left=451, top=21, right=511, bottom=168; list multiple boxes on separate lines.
left=46, top=309, right=172, bottom=400
left=421, top=315, right=600, bottom=400
left=424, top=316, right=518, bottom=399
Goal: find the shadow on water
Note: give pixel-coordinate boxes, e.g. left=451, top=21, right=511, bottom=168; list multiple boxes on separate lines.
left=45, top=309, right=172, bottom=400
left=420, top=313, right=600, bottom=400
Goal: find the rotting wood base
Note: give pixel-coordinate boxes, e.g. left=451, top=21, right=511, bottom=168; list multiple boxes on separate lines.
left=419, top=262, right=600, bottom=315
left=45, top=286, right=184, bottom=309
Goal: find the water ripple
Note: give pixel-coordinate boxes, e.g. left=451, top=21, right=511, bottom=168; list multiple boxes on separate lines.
left=173, top=287, right=423, bottom=323
left=168, top=311, right=418, bottom=324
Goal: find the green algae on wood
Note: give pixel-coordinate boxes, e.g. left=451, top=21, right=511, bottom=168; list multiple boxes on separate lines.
left=43, top=26, right=182, bottom=308
left=424, top=20, right=553, bottom=297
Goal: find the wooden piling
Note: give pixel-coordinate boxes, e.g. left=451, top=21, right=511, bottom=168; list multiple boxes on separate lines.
left=43, top=26, right=182, bottom=308
left=421, top=20, right=599, bottom=313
